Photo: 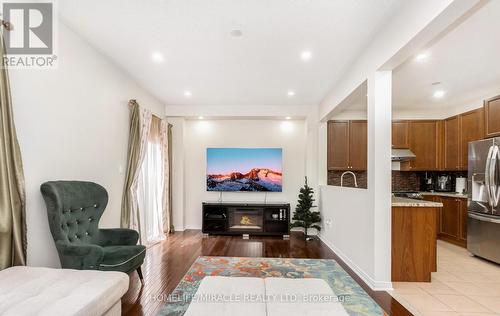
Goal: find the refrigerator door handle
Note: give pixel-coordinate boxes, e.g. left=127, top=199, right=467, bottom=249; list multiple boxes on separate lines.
left=485, top=145, right=494, bottom=208
left=469, top=212, right=500, bottom=224
left=491, top=145, right=500, bottom=208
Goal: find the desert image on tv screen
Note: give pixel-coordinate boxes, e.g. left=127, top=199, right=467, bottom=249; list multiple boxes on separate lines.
left=206, top=148, right=282, bottom=192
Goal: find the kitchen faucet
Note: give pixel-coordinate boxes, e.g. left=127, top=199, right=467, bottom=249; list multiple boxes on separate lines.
left=340, top=171, right=358, bottom=188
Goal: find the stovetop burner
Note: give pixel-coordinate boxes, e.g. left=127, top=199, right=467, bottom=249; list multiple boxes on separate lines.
left=392, top=191, right=424, bottom=200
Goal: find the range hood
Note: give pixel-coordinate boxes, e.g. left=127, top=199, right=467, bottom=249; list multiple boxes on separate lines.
left=391, top=148, right=416, bottom=161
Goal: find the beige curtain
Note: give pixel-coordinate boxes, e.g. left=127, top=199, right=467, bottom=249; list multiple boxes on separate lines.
left=120, top=100, right=152, bottom=231
left=160, top=121, right=173, bottom=233
left=0, top=31, right=27, bottom=270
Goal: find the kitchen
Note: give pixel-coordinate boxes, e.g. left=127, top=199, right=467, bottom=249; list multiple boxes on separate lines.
left=326, top=1, right=500, bottom=314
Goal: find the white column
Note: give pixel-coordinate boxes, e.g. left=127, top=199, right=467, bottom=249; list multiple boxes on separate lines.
left=367, top=71, right=392, bottom=287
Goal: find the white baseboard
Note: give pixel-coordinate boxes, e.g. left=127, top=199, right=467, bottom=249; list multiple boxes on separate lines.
left=184, top=225, right=202, bottom=230
left=318, top=234, right=393, bottom=291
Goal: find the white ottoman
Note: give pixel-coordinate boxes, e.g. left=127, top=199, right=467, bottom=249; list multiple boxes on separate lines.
left=184, top=276, right=349, bottom=316
left=0, top=266, right=129, bottom=316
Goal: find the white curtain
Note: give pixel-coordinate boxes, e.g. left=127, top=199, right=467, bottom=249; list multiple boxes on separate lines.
left=135, top=116, right=168, bottom=245
left=128, top=106, right=152, bottom=236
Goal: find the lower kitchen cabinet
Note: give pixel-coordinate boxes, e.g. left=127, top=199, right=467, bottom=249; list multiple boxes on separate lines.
left=422, top=195, right=442, bottom=233
left=392, top=206, right=438, bottom=282
left=459, top=199, right=467, bottom=244
left=431, top=196, right=467, bottom=248
left=441, top=197, right=460, bottom=239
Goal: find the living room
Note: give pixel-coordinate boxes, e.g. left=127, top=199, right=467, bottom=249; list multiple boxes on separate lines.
left=1, top=1, right=500, bottom=316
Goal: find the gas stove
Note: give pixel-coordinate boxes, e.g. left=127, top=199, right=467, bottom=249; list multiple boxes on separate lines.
left=392, top=191, right=424, bottom=200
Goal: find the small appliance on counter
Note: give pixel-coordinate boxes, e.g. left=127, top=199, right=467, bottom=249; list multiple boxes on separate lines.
left=455, top=177, right=467, bottom=194
left=435, top=174, right=452, bottom=192
left=423, top=172, right=434, bottom=192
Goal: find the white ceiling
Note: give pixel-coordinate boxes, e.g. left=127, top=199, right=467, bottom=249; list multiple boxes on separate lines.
left=392, top=0, right=500, bottom=111
left=58, top=0, right=401, bottom=106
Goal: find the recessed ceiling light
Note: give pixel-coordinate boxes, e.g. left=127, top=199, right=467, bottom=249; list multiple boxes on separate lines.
left=300, top=50, right=312, bottom=61
left=433, top=90, right=446, bottom=99
left=415, top=52, right=429, bottom=62
left=285, top=116, right=292, bottom=120
left=184, top=90, right=192, bottom=98
left=230, top=29, right=243, bottom=37
left=287, top=90, right=295, bottom=97
left=151, top=51, right=164, bottom=63
left=198, top=116, right=204, bottom=120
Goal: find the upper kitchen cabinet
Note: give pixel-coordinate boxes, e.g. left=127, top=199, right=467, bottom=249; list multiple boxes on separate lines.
left=327, top=120, right=367, bottom=171
left=459, top=108, right=484, bottom=169
left=327, top=121, right=349, bottom=170
left=407, top=120, right=440, bottom=171
left=484, top=94, right=500, bottom=138
left=443, top=116, right=460, bottom=170
left=349, top=120, right=367, bottom=170
left=392, top=121, right=409, bottom=148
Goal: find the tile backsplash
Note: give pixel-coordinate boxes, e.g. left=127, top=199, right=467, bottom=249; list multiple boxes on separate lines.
left=392, top=171, right=420, bottom=192
left=328, top=170, right=367, bottom=189
left=392, top=171, right=468, bottom=192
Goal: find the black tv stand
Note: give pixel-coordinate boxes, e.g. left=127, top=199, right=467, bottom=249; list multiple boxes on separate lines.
left=202, top=202, right=290, bottom=238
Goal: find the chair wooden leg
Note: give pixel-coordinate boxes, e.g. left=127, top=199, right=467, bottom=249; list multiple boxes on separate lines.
left=136, top=266, right=144, bottom=285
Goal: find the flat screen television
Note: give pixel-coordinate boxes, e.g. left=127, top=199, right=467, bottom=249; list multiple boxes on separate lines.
left=206, top=148, right=282, bottom=192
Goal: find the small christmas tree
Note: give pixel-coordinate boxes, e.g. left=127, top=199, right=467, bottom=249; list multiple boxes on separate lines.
left=290, top=177, right=321, bottom=239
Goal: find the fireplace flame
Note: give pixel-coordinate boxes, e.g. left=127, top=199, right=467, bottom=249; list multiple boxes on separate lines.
left=240, top=216, right=253, bottom=225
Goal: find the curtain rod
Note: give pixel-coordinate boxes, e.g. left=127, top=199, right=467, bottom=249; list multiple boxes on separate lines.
left=128, top=99, right=161, bottom=119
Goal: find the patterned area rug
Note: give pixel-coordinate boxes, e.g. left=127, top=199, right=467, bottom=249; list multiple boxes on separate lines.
left=158, top=256, right=384, bottom=316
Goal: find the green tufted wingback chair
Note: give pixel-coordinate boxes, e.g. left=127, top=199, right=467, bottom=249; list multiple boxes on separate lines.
left=40, top=181, right=146, bottom=282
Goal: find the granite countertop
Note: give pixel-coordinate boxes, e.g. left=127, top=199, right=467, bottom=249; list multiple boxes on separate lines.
left=419, top=191, right=468, bottom=199
left=392, top=197, right=444, bottom=207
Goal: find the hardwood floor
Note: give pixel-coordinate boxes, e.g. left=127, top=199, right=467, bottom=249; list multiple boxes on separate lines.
left=122, top=230, right=412, bottom=316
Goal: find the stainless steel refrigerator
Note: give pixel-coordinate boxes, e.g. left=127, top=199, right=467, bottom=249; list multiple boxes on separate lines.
left=468, top=138, right=500, bottom=264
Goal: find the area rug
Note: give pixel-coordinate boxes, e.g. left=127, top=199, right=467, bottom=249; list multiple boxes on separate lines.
left=158, top=256, right=384, bottom=316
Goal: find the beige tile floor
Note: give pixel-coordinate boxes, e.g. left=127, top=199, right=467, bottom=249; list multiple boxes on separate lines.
left=389, top=240, right=500, bottom=316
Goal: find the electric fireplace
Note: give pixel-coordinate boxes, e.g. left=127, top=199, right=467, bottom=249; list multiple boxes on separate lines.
left=229, top=209, right=263, bottom=231
left=202, top=202, right=290, bottom=237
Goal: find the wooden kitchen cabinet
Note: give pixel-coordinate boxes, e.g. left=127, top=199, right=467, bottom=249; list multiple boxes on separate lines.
left=443, top=116, right=460, bottom=170
left=459, top=198, right=468, bottom=244
left=440, top=197, right=460, bottom=239
left=484, top=94, right=500, bottom=138
left=459, top=108, right=484, bottom=170
left=349, top=120, right=367, bottom=170
left=439, top=196, right=467, bottom=248
left=441, top=108, right=484, bottom=171
left=392, top=121, right=409, bottom=148
left=327, top=121, right=349, bottom=170
left=422, top=195, right=442, bottom=234
left=392, top=206, right=438, bottom=282
left=407, top=120, right=440, bottom=171
left=327, top=120, right=367, bottom=171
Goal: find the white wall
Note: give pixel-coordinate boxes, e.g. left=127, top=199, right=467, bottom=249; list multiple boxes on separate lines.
left=11, top=23, right=164, bottom=267
left=319, top=186, right=374, bottom=280
left=178, top=119, right=307, bottom=230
